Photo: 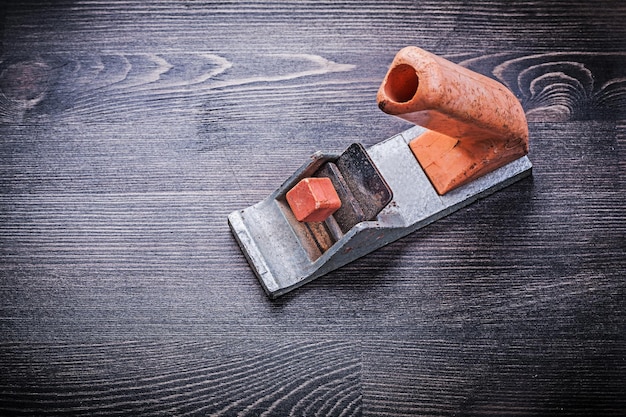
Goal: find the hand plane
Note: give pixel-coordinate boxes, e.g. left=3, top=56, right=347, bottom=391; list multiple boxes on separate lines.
left=228, top=46, right=532, bottom=298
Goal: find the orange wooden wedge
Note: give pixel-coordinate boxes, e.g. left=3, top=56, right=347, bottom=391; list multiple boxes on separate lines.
left=286, top=177, right=342, bottom=223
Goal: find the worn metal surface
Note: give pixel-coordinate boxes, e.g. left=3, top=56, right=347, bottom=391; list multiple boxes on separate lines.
left=335, top=143, right=393, bottom=222
left=315, top=143, right=392, bottom=234
left=228, top=125, right=532, bottom=298
left=315, top=161, right=366, bottom=233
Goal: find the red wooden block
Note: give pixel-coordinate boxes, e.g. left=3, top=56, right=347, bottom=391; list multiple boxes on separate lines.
left=286, top=177, right=342, bottom=222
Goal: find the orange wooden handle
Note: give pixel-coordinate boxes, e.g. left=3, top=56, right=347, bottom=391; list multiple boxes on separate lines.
left=377, top=46, right=529, bottom=194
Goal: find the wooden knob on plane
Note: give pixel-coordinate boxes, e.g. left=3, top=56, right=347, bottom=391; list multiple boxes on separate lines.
left=377, top=46, right=529, bottom=194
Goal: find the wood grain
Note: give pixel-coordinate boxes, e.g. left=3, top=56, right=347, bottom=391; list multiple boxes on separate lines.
left=1, top=0, right=625, bottom=415
left=0, top=339, right=361, bottom=416
left=363, top=338, right=626, bottom=416
left=463, top=52, right=626, bottom=121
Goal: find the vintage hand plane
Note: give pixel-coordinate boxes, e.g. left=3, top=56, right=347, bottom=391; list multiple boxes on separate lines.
left=229, top=46, right=532, bottom=298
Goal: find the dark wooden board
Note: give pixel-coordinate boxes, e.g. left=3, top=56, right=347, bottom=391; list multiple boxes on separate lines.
left=1, top=1, right=625, bottom=415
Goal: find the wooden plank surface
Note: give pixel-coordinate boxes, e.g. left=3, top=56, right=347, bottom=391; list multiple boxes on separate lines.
left=1, top=1, right=625, bottom=415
